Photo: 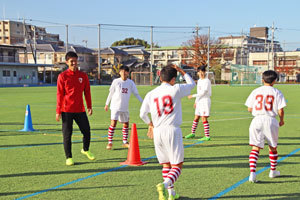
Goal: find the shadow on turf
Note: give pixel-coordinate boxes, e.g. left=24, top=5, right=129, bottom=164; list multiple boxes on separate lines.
left=216, top=192, right=300, bottom=199
left=0, top=185, right=135, bottom=197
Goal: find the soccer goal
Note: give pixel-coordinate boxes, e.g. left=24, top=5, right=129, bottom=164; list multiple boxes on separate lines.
left=206, top=71, right=216, bottom=85
left=230, top=64, right=262, bottom=86
left=131, top=72, right=153, bottom=85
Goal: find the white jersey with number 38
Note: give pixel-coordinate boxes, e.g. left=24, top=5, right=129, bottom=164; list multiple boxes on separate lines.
left=140, top=74, right=195, bottom=127
left=245, top=85, right=286, bottom=117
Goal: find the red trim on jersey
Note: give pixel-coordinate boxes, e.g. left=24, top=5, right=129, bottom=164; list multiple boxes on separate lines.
left=56, top=69, right=92, bottom=114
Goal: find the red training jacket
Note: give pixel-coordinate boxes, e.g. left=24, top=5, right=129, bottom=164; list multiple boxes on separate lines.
left=56, top=69, right=92, bottom=114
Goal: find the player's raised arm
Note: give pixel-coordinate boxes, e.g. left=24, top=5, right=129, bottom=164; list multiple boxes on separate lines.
left=131, top=80, right=143, bottom=103
left=104, top=81, right=115, bottom=111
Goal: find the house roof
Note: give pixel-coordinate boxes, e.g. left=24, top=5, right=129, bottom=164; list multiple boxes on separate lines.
left=23, top=44, right=95, bottom=54
left=99, top=47, right=128, bottom=56
left=124, top=49, right=150, bottom=55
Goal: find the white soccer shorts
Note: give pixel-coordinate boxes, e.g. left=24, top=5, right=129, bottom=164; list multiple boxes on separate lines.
left=195, top=98, right=211, bottom=116
left=110, top=110, right=129, bottom=123
left=153, top=126, right=184, bottom=165
left=249, top=115, right=279, bottom=149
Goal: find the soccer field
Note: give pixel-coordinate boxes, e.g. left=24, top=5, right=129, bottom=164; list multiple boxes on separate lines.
left=0, top=84, right=300, bottom=200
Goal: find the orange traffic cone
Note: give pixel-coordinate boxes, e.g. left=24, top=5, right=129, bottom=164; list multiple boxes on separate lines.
left=120, top=123, right=147, bottom=166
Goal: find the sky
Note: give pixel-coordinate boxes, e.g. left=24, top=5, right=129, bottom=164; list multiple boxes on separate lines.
left=2, top=0, right=300, bottom=50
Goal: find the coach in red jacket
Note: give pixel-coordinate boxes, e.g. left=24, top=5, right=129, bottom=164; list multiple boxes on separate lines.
left=56, top=51, right=95, bottom=166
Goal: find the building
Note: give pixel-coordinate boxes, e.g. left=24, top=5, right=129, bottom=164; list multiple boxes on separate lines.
left=0, top=44, right=53, bottom=85
left=249, top=51, right=300, bottom=82
left=0, top=20, right=63, bottom=46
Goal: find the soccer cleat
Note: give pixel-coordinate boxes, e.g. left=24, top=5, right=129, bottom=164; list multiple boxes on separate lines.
left=269, top=170, right=280, bottom=178
left=81, top=149, right=95, bottom=160
left=168, top=193, right=180, bottom=200
left=106, top=143, right=113, bottom=150
left=185, top=133, right=195, bottom=139
left=156, top=183, right=168, bottom=200
left=249, top=172, right=257, bottom=183
left=122, top=142, right=130, bottom=148
left=66, top=158, right=74, bottom=166
left=198, top=136, right=211, bottom=141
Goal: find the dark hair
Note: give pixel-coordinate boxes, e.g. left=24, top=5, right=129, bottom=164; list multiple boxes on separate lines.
left=119, top=65, right=129, bottom=72
left=160, top=64, right=177, bottom=82
left=197, top=65, right=207, bottom=72
left=65, top=51, right=78, bottom=61
left=262, top=70, right=278, bottom=84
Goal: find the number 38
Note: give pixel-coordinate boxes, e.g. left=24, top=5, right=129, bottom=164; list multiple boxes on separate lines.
left=154, top=95, right=174, bottom=116
left=255, top=94, right=274, bottom=111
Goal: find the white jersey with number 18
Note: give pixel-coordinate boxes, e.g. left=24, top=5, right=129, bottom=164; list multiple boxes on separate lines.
left=245, top=85, right=286, bottom=117
left=140, top=74, right=195, bottom=127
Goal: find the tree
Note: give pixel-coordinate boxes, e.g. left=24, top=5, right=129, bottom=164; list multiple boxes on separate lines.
left=181, top=35, right=223, bottom=80
left=111, top=37, right=152, bottom=48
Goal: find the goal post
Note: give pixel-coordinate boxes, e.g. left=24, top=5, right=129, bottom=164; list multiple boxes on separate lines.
left=131, top=72, right=153, bottom=85
left=230, top=64, right=262, bottom=86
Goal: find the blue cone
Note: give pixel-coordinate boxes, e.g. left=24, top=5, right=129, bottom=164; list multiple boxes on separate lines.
left=20, top=105, right=36, bottom=132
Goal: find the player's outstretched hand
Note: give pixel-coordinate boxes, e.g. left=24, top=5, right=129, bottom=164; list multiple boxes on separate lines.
left=87, top=108, right=93, bottom=116
left=104, top=105, right=108, bottom=112
left=279, top=120, right=284, bottom=127
left=147, top=125, right=154, bottom=139
left=56, top=114, right=61, bottom=122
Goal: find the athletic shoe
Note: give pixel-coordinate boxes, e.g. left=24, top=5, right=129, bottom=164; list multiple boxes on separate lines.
left=198, top=136, right=211, bottom=141
left=81, top=149, right=95, bottom=160
left=185, top=133, right=195, bottom=139
left=106, top=143, right=113, bottom=150
left=156, top=183, right=168, bottom=200
left=66, top=158, right=74, bottom=166
left=269, top=170, right=280, bottom=178
left=168, top=193, right=180, bottom=200
left=249, top=172, right=257, bottom=183
left=122, top=142, right=130, bottom=148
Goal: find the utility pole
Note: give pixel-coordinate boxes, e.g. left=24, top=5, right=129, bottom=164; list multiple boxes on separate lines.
left=98, top=24, right=101, bottom=84
left=267, top=43, right=270, bottom=70
left=66, top=25, right=69, bottom=53
left=150, top=26, right=153, bottom=86
left=240, top=30, right=244, bottom=65
left=195, top=25, right=199, bottom=37
left=23, top=18, right=28, bottom=63
left=271, top=22, right=275, bottom=70
left=33, top=26, right=37, bottom=64
left=207, top=26, right=210, bottom=72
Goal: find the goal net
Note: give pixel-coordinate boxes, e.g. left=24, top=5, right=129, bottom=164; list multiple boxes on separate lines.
left=230, top=64, right=262, bottom=86
left=131, top=72, right=153, bottom=85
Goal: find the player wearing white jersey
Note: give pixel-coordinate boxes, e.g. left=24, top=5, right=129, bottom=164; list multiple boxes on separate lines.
left=140, top=65, right=195, bottom=200
left=185, top=65, right=212, bottom=141
left=104, top=66, right=143, bottom=150
left=245, top=70, right=286, bottom=183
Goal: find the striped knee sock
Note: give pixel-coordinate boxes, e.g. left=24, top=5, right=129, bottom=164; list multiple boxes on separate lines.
left=191, top=120, right=199, bottom=134
left=108, top=125, right=115, bottom=144
left=162, top=167, right=175, bottom=196
left=203, top=121, right=210, bottom=137
left=269, top=150, right=278, bottom=171
left=249, top=149, right=259, bottom=172
left=164, top=167, right=182, bottom=187
left=122, top=127, right=129, bottom=144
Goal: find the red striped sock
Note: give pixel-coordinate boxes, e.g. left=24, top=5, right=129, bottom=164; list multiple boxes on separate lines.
left=203, top=121, right=210, bottom=137
left=191, top=120, right=199, bottom=134
left=269, top=150, right=278, bottom=171
left=108, top=125, right=115, bottom=144
left=249, top=150, right=259, bottom=172
left=165, top=167, right=182, bottom=185
left=122, top=127, right=129, bottom=143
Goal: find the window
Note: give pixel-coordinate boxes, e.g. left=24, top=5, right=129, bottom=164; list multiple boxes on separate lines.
left=278, top=60, right=296, bottom=66
left=2, top=70, right=11, bottom=77
left=32, top=71, right=36, bottom=77
left=253, top=60, right=267, bottom=65
left=13, top=71, right=17, bottom=77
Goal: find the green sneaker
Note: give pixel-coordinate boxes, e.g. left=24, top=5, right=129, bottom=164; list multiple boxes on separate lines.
left=156, top=183, right=168, bottom=200
left=168, top=193, right=180, bottom=200
left=81, top=149, right=95, bottom=160
left=66, top=158, right=74, bottom=166
left=198, top=136, right=211, bottom=141
left=185, top=133, right=195, bottom=139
